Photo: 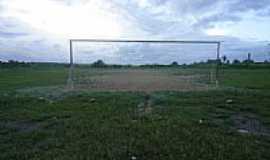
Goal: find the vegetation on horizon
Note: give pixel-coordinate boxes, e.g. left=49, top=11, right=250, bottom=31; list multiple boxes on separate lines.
left=0, top=58, right=270, bottom=159
left=1, top=52, right=269, bottom=69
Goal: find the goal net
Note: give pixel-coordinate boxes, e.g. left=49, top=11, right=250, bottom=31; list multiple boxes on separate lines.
left=67, top=39, right=221, bottom=92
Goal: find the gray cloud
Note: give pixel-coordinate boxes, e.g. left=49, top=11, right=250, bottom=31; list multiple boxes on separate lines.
left=228, top=0, right=270, bottom=12
left=125, top=0, right=270, bottom=33
left=0, top=31, right=28, bottom=38
left=257, top=7, right=270, bottom=16
left=0, top=0, right=269, bottom=63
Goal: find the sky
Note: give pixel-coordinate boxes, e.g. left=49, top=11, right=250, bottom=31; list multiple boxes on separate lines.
left=0, top=0, right=270, bottom=64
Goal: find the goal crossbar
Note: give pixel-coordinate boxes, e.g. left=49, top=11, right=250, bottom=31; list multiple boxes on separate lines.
left=70, top=39, right=221, bottom=44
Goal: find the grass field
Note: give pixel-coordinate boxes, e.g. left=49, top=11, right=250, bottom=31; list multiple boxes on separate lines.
left=220, top=68, right=270, bottom=89
left=1, top=66, right=270, bottom=159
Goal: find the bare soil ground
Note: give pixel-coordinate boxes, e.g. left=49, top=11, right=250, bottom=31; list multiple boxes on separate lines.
left=73, top=69, right=212, bottom=92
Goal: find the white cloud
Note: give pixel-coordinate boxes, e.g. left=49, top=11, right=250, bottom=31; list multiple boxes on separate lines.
left=0, top=0, right=269, bottom=63
left=1, top=0, right=126, bottom=38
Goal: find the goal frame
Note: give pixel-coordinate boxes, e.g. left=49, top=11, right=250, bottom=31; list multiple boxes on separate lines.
left=67, top=39, right=222, bottom=89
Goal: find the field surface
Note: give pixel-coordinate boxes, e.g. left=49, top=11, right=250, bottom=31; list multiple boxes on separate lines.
left=73, top=68, right=213, bottom=91
left=1, top=66, right=270, bottom=160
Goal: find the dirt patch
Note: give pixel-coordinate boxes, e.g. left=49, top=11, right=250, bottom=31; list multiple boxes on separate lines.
left=73, top=69, right=212, bottom=92
left=231, top=113, right=269, bottom=136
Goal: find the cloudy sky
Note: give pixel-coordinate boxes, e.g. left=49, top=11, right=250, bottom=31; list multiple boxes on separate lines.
left=0, top=0, right=270, bottom=64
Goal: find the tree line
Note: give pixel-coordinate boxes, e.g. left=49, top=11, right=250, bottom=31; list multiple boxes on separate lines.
left=1, top=53, right=269, bottom=68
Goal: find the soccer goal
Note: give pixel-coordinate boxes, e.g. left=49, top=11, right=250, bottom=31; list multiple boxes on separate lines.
left=67, top=39, right=221, bottom=92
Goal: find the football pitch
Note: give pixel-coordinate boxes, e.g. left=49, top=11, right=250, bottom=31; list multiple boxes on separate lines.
left=0, top=66, right=270, bottom=159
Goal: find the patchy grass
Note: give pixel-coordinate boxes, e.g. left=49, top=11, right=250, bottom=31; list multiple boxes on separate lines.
left=1, top=67, right=270, bottom=159
left=220, top=69, right=270, bottom=89
left=0, top=67, right=68, bottom=91
left=1, top=91, right=270, bottom=159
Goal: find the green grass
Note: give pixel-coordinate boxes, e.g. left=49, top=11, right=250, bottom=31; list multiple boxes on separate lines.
left=1, top=66, right=270, bottom=159
left=1, top=91, right=270, bottom=159
left=2, top=67, right=270, bottom=91
left=0, top=67, right=68, bottom=91
left=220, top=69, right=270, bottom=89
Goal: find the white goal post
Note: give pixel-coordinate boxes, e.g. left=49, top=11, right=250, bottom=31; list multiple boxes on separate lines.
left=67, top=39, right=222, bottom=89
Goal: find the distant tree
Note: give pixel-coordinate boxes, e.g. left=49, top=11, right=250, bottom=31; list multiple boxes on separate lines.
left=8, top=60, right=17, bottom=64
left=207, top=59, right=216, bottom=64
left=226, top=60, right=230, bottom=64
left=221, top=55, right=227, bottom=64
left=243, top=59, right=254, bottom=64
left=248, top=53, right=251, bottom=61
left=171, top=61, right=178, bottom=66
left=233, top=59, right=241, bottom=64
left=242, top=53, right=254, bottom=64
left=92, top=59, right=106, bottom=67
